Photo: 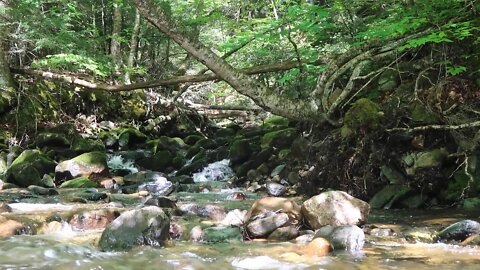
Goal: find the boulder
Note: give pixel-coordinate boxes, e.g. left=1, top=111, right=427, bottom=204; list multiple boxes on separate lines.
left=27, top=185, right=58, bottom=196
left=260, top=128, right=297, bottom=149
left=220, top=209, right=247, bottom=227
left=315, top=225, right=365, bottom=251
left=99, top=206, right=170, bottom=251
left=55, top=152, right=109, bottom=183
left=5, top=150, right=57, bottom=187
left=246, top=212, right=290, bottom=238
left=118, top=128, right=148, bottom=149
left=36, top=131, right=71, bottom=148
left=229, top=139, right=252, bottom=165
left=302, top=191, right=370, bottom=229
left=136, top=150, right=173, bottom=172
left=245, top=197, right=302, bottom=224
left=69, top=209, right=120, bottom=230
left=267, top=225, right=299, bottom=241
left=299, top=237, right=332, bottom=256
left=71, top=137, right=105, bottom=153
left=436, top=220, right=480, bottom=241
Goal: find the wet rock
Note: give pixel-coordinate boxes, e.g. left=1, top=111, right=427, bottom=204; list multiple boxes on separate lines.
left=144, top=196, right=177, bottom=208
left=138, top=176, right=174, bottom=196
left=178, top=203, right=226, bottom=222
left=461, top=234, right=480, bottom=245
left=246, top=212, right=289, bottom=238
left=69, top=209, right=120, bottom=230
left=302, top=191, right=370, bottom=229
left=0, top=203, right=12, bottom=213
left=184, top=134, right=204, bottom=145
left=220, top=209, right=247, bottom=227
left=193, top=159, right=234, bottom=182
left=99, top=206, right=170, bottom=251
left=59, top=176, right=99, bottom=188
left=295, top=233, right=315, bottom=244
left=27, top=185, right=58, bottom=196
left=265, top=182, right=287, bottom=197
left=55, top=152, right=109, bottom=183
left=436, top=220, right=480, bottom=241
left=0, top=216, right=27, bottom=237
left=370, top=228, right=395, bottom=237
left=299, top=237, right=332, bottom=256
left=40, top=174, right=55, bottom=188
left=169, top=222, right=183, bottom=239
left=203, top=226, right=242, bottom=243
left=38, top=221, right=64, bottom=234
left=5, top=150, right=57, bottom=187
left=369, top=185, right=412, bottom=209
left=68, top=190, right=107, bottom=201
left=315, top=225, right=365, bottom=251
left=189, top=225, right=205, bottom=242
left=404, top=227, right=436, bottom=243
left=268, top=225, right=299, bottom=241
left=245, top=197, right=302, bottom=224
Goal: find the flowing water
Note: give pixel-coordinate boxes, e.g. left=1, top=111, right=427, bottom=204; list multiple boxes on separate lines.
left=1, top=181, right=480, bottom=269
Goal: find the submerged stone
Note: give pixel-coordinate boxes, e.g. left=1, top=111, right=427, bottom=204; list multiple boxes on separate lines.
left=99, top=206, right=170, bottom=251
left=315, top=225, right=365, bottom=251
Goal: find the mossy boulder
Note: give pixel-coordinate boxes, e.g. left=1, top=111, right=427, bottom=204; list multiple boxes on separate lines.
left=230, top=138, right=254, bottom=164
left=36, top=132, right=71, bottom=148
left=148, top=136, right=186, bottom=153
left=118, top=128, right=148, bottom=149
left=5, top=150, right=57, bottom=187
left=176, top=151, right=207, bottom=176
left=137, top=150, right=174, bottom=172
left=71, top=137, right=105, bottom=153
left=55, top=151, right=109, bottom=183
left=262, top=115, right=289, bottom=129
left=59, top=176, right=100, bottom=188
left=260, top=128, right=297, bottom=149
left=184, top=134, right=204, bottom=145
left=343, top=98, right=383, bottom=132
left=369, top=185, right=413, bottom=209
left=99, top=206, right=170, bottom=251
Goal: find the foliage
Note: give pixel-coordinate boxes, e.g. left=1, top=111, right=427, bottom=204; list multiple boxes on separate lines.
left=32, top=54, right=111, bottom=77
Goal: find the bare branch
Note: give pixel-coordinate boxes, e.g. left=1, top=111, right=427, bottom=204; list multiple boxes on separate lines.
left=386, top=120, right=480, bottom=133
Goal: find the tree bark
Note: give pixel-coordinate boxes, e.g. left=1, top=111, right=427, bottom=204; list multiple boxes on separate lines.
left=125, top=8, right=141, bottom=84
left=0, top=0, right=16, bottom=114
left=111, top=0, right=123, bottom=74
left=130, top=0, right=323, bottom=122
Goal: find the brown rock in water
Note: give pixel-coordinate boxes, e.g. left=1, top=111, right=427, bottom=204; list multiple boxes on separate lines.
left=0, top=203, right=12, bottom=213
left=178, top=203, right=226, bottom=222
left=0, top=216, right=25, bottom=237
left=299, top=237, right=332, bottom=256
left=244, top=197, right=302, bottom=224
left=69, top=209, right=120, bottom=230
left=301, top=190, right=370, bottom=229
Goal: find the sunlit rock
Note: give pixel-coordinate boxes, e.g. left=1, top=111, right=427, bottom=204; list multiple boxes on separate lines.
left=302, top=190, right=369, bottom=229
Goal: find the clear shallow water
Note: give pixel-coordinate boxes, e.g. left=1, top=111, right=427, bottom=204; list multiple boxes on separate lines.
left=1, top=189, right=480, bottom=270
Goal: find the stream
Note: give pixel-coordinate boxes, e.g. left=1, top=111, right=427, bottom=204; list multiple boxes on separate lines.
left=0, top=183, right=479, bottom=270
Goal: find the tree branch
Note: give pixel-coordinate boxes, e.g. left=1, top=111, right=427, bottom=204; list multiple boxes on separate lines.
left=385, top=121, right=480, bottom=133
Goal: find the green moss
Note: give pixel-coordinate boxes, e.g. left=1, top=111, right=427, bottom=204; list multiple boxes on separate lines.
left=72, top=151, right=107, bottom=166
left=229, top=139, right=251, bottom=164
left=260, top=128, right=296, bottom=149
left=184, top=134, right=204, bottom=145
left=71, top=137, right=105, bottom=153
left=59, top=176, right=99, bottom=188
left=118, top=128, right=148, bottom=149
left=343, top=98, right=383, bottom=131
left=279, top=149, right=291, bottom=160
left=263, top=115, right=289, bottom=128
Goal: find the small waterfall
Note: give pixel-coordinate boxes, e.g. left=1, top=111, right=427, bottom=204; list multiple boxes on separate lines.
left=193, top=159, right=234, bottom=183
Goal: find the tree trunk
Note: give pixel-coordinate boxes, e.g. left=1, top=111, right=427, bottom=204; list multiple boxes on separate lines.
left=0, top=0, right=16, bottom=114
left=125, top=8, right=141, bottom=84
left=130, top=0, right=323, bottom=122
left=110, top=0, right=123, bottom=74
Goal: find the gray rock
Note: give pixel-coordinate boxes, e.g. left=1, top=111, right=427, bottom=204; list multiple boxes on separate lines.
left=220, top=209, right=247, bottom=227
left=302, top=191, right=370, bottom=229
left=315, top=225, right=365, bottom=251
left=267, top=225, right=299, bottom=241
left=266, top=182, right=287, bottom=197
left=436, top=220, right=480, bottom=241
left=246, top=212, right=289, bottom=238
left=27, top=185, right=58, bottom=196
left=99, top=206, right=170, bottom=251
left=144, top=196, right=177, bottom=208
